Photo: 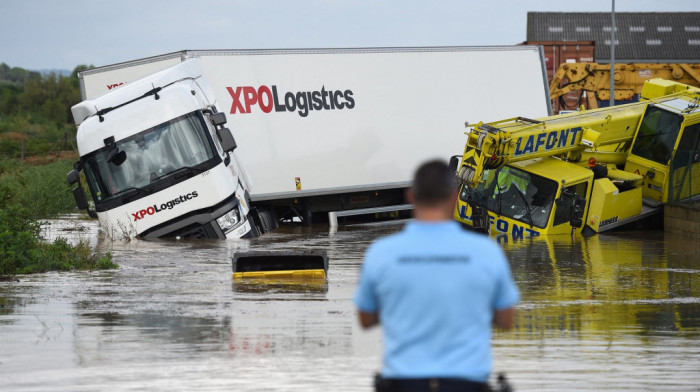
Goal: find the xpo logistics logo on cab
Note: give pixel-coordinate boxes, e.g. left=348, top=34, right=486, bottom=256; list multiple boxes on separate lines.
left=132, top=191, right=199, bottom=221
left=226, top=85, right=355, bottom=118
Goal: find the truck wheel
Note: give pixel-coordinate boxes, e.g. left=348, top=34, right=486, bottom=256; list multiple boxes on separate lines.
left=253, top=208, right=276, bottom=234
left=302, top=209, right=313, bottom=226
left=268, top=209, right=279, bottom=230
left=243, top=212, right=261, bottom=238
left=260, top=210, right=271, bottom=233
left=261, top=209, right=279, bottom=232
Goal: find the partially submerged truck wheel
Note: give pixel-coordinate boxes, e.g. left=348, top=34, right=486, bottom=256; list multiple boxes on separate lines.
left=68, top=60, right=256, bottom=239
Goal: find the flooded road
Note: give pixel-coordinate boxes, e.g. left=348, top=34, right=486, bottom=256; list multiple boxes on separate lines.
left=1, top=217, right=699, bottom=391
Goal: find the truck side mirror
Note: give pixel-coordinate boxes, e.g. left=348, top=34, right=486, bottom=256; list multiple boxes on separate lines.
left=217, top=127, right=237, bottom=152
left=67, top=169, right=80, bottom=185
left=72, top=186, right=88, bottom=210
left=570, top=197, right=586, bottom=228
left=449, top=155, right=461, bottom=174
left=556, top=187, right=576, bottom=208
left=210, top=112, right=227, bottom=126
left=555, top=197, right=566, bottom=207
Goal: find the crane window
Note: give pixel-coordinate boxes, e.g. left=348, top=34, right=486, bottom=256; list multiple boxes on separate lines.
left=675, top=122, right=700, bottom=163
left=460, top=165, right=558, bottom=228
left=631, top=106, right=683, bottom=164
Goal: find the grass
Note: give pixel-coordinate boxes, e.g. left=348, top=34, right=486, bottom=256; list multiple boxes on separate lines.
left=0, top=159, right=117, bottom=276
left=0, top=157, right=81, bottom=217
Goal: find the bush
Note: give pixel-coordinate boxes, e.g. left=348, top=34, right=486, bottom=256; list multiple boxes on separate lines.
left=0, top=158, right=79, bottom=217
left=0, top=183, right=116, bottom=276
left=0, top=113, right=74, bottom=159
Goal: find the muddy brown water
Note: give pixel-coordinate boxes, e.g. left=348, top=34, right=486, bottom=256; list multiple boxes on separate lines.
left=1, top=217, right=699, bottom=391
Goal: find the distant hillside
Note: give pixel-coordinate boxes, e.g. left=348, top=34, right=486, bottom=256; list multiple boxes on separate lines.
left=0, top=63, right=40, bottom=86
left=36, top=69, right=72, bottom=77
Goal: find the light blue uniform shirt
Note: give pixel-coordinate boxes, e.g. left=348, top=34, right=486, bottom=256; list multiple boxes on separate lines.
left=354, top=221, right=519, bottom=382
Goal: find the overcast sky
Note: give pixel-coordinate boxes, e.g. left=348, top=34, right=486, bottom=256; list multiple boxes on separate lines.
left=2, top=0, right=699, bottom=70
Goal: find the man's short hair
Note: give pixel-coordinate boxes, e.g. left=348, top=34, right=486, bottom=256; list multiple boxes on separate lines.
left=412, top=160, right=457, bottom=205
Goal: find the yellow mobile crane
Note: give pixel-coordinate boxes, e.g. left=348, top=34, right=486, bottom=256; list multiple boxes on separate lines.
left=550, top=62, right=700, bottom=112
left=453, top=79, right=700, bottom=238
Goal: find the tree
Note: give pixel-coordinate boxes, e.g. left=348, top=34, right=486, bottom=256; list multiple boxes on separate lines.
left=71, top=64, right=94, bottom=89
left=41, top=99, right=65, bottom=124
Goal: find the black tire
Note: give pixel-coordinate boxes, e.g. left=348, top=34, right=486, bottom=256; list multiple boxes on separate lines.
left=252, top=208, right=276, bottom=234
left=259, top=210, right=270, bottom=233
left=243, top=212, right=261, bottom=238
left=268, top=209, right=279, bottom=230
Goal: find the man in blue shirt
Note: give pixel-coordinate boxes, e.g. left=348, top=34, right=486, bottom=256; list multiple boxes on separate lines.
left=354, top=160, right=520, bottom=392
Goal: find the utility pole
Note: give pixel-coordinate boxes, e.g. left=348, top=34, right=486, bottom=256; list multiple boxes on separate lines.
left=609, top=0, right=616, bottom=107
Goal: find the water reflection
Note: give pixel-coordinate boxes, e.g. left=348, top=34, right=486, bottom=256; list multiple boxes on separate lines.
left=503, top=232, right=700, bottom=337
left=232, top=281, right=329, bottom=294
left=0, top=217, right=698, bottom=391
left=0, top=296, right=29, bottom=322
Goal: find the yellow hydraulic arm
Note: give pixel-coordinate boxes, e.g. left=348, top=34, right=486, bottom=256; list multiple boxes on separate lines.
left=550, top=63, right=700, bottom=110
left=456, top=103, right=646, bottom=188
left=457, top=78, right=700, bottom=190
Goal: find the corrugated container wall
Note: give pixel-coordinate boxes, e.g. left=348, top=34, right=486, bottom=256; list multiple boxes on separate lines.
left=523, top=41, right=596, bottom=113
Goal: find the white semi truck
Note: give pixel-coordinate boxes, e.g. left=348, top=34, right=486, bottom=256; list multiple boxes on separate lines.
left=68, top=60, right=255, bottom=239
left=71, top=47, right=552, bottom=238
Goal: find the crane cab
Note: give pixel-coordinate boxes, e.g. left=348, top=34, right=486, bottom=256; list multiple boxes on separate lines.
left=454, top=157, right=643, bottom=239
left=625, top=96, right=700, bottom=204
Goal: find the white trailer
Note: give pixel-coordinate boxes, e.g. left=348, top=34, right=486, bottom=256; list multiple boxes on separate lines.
left=78, top=46, right=551, bottom=229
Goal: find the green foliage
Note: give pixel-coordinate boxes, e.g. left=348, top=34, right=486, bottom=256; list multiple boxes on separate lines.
left=1, top=84, right=22, bottom=115
left=0, top=113, right=75, bottom=157
left=0, top=62, right=40, bottom=86
left=0, top=183, right=116, bottom=276
left=0, top=159, right=79, bottom=217
left=0, top=63, right=113, bottom=277
left=0, top=63, right=94, bottom=159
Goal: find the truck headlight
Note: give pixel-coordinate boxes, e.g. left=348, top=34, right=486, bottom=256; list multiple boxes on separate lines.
left=216, top=207, right=241, bottom=232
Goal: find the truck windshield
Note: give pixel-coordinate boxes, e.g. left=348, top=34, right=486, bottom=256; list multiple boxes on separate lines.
left=83, top=111, right=217, bottom=204
left=460, top=165, right=558, bottom=228
left=631, top=105, right=683, bottom=164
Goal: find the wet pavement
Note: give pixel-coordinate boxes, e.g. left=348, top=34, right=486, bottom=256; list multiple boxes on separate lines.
left=1, top=216, right=699, bottom=391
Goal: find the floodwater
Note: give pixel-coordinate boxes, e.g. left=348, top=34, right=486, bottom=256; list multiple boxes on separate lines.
left=1, top=217, right=699, bottom=391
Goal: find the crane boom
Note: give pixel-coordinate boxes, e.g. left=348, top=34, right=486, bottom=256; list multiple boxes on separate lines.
left=457, top=102, right=647, bottom=188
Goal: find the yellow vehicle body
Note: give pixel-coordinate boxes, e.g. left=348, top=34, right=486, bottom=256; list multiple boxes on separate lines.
left=233, top=269, right=326, bottom=280
left=624, top=87, right=700, bottom=204
left=585, top=178, right=642, bottom=232
left=454, top=158, right=642, bottom=238
left=456, top=101, right=647, bottom=190
left=454, top=78, right=700, bottom=237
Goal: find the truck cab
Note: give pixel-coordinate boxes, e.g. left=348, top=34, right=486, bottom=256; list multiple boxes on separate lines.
left=68, top=60, right=255, bottom=239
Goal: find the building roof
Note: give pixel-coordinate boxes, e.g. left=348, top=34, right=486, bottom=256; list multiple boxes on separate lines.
left=527, top=12, right=700, bottom=62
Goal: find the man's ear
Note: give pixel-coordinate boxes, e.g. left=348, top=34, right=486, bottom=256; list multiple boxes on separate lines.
left=405, top=188, right=415, bottom=204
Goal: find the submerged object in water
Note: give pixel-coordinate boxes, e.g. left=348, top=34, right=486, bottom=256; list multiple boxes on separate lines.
left=232, top=250, right=328, bottom=281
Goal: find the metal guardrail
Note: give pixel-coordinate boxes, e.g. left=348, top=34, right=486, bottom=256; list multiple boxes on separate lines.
left=328, top=204, right=413, bottom=228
